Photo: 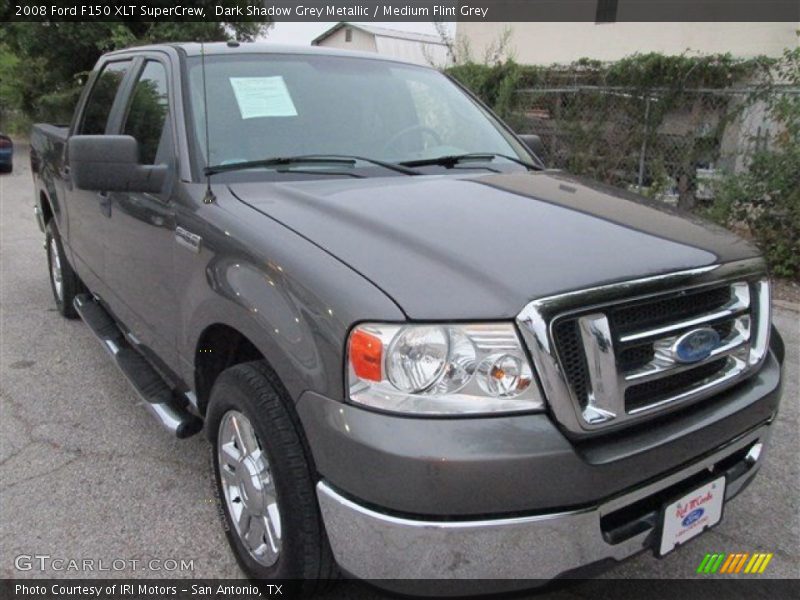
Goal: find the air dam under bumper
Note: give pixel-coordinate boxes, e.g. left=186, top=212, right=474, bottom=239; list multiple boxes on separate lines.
left=317, top=423, right=769, bottom=589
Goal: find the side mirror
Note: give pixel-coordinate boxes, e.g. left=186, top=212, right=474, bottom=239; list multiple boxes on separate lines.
left=68, top=135, right=167, bottom=194
left=518, top=134, right=546, bottom=165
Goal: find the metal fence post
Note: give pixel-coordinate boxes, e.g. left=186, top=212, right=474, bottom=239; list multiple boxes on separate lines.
left=637, top=96, right=651, bottom=189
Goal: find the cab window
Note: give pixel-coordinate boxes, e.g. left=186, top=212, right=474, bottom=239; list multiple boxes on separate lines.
left=122, top=61, right=170, bottom=165
left=78, top=61, right=131, bottom=135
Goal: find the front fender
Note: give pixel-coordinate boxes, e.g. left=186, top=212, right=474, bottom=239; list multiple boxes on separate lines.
left=177, top=192, right=406, bottom=404
left=184, top=275, right=327, bottom=404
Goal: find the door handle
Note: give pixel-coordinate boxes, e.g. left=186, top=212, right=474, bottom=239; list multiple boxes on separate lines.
left=98, top=191, right=111, bottom=218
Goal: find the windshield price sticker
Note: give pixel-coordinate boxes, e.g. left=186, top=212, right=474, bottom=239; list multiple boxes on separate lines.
left=229, top=77, right=298, bottom=120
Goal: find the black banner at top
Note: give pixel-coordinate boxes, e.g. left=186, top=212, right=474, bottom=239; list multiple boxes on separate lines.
left=2, top=0, right=799, bottom=22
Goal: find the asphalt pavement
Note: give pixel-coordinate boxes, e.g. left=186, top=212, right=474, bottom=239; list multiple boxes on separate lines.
left=1, top=143, right=797, bottom=597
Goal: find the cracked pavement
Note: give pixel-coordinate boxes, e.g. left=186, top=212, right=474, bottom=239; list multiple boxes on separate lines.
left=1, top=143, right=797, bottom=597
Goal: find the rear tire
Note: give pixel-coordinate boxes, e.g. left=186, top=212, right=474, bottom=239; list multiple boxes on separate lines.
left=207, top=361, right=337, bottom=594
left=45, top=221, right=81, bottom=319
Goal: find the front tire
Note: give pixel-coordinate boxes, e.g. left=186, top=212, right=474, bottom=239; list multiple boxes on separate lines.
left=207, top=361, right=337, bottom=593
left=45, top=221, right=80, bottom=319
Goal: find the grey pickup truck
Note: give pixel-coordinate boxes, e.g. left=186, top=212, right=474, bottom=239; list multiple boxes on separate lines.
left=31, top=42, right=784, bottom=592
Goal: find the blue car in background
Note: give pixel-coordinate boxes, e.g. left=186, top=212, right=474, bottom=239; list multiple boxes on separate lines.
left=0, top=133, right=13, bottom=173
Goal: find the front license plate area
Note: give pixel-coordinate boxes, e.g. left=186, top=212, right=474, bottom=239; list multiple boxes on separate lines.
left=659, top=475, right=726, bottom=556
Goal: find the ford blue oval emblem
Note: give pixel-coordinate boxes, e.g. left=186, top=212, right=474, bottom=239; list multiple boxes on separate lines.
left=673, top=328, right=720, bottom=364
left=682, top=508, right=705, bottom=527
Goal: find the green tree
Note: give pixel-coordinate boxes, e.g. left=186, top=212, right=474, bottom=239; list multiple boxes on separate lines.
left=440, top=25, right=525, bottom=124
left=0, top=8, right=271, bottom=127
left=0, top=44, right=22, bottom=128
left=710, top=48, right=800, bottom=280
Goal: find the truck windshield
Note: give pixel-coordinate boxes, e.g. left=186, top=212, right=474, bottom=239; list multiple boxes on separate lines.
left=187, top=53, right=529, bottom=177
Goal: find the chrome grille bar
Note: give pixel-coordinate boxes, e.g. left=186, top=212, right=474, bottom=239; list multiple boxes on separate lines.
left=516, top=259, right=771, bottom=436
left=569, top=281, right=757, bottom=427
left=624, top=315, right=751, bottom=384
left=618, top=282, right=750, bottom=343
left=749, top=280, right=771, bottom=367
left=627, top=355, right=747, bottom=415
left=577, top=314, right=622, bottom=424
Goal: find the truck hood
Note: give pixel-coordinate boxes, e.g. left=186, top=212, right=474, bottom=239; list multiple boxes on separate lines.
left=230, top=171, right=760, bottom=320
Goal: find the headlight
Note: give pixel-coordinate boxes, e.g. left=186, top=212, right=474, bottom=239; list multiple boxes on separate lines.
left=347, top=323, right=544, bottom=415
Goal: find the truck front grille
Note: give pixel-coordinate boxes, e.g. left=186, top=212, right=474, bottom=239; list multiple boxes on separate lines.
left=517, top=261, right=772, bottom=435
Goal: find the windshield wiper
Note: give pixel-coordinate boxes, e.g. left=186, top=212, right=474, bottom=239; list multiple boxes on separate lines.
left=204, top=154, right=419, bottom=177
left=399, top=152, right=542, bottom=171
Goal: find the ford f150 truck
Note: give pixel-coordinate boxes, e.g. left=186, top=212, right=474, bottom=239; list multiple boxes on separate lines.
left=30, top=43, right=784, bottom=593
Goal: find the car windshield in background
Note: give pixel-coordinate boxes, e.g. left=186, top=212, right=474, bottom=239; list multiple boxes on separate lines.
left=187, top=53, right=530, bottom=178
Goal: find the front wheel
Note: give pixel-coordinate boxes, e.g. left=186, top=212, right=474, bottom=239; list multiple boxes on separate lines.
left=45, top=221, right=81, bottom=318
left=207, top=361, right=337, bottom=593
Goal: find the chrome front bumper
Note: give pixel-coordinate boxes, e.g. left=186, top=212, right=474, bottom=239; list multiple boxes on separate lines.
left=317, top=423, right=769, bottom=584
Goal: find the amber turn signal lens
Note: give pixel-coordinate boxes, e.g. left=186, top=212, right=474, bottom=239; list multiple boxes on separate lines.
left=349, top=329, right=383, bottom=382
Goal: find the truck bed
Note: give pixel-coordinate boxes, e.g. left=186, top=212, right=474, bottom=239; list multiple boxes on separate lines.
left=30, top=123, right=69, bottom=176
left=32, top=123, right=69, bottom=142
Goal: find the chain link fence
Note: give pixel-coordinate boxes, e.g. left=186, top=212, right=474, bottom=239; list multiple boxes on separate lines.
left=513, top=85, right=798, bottom=208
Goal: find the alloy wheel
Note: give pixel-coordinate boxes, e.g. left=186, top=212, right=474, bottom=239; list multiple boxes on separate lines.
left=217, top=410, right=282, bottom=566
left=49, top=237, right=63, bottom=301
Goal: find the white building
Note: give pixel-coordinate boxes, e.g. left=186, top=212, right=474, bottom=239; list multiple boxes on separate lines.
left=456, top=22, right=799, bottom=65
left=312, top=22, right=453, bottom=67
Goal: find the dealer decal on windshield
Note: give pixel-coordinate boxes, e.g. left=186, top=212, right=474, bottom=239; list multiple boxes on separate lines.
left=229, top=76, right=298, bottom=119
